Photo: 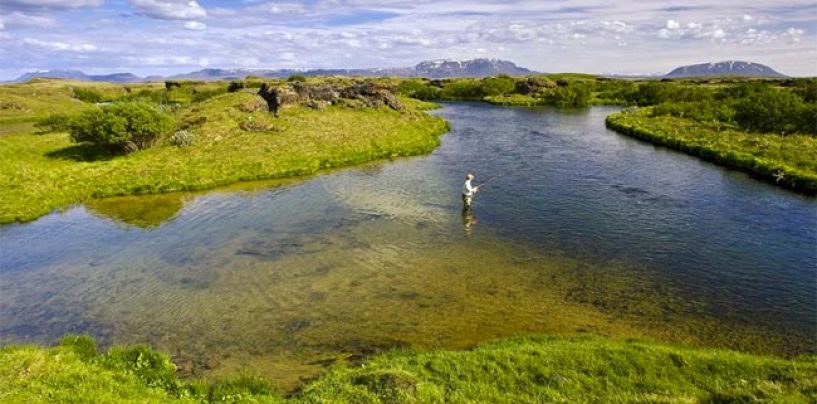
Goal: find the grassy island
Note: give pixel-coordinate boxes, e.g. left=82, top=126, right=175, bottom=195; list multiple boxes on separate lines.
left=2, top=335, right=814, bottom=403
left=0, top=80, right=448, bottom=224
left=606, top=109, right=817, bottom=193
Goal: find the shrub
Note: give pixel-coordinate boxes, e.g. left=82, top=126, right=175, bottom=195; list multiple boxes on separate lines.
left=733, top=86, right=811, bottom=134
left=288, top=74, right=307, bottom=82
left=439, top=80, right=484, bottom=99
left=169, top=130, right=194, bottom=147
left=72, top=87, right=104, bottom=103
left=68, top=102, right=174, bottom=153
left=480, top=75, right=515, bottom=96
left=227, top=81, right=246, bottom=92
left=35, top=113, right=72, bottom=132
left=542, top=81, right=593, bottom=107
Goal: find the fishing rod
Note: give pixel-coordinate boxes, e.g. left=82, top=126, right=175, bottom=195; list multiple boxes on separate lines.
left=476, top=175, right=501, bottom=189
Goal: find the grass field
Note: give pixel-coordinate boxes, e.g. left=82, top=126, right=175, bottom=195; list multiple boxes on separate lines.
left=0, top=86, right=448, bottom=224
left=2, top=335, right=815, bottom=403
left=606, top=108, right=817, bottom=194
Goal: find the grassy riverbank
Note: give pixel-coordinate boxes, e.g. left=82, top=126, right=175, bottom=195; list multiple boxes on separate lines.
left=2, top=335, right=815, bottom=403
left=0, top=89, right=448, bottom=224
left=606, top=109, right=817, bottom=194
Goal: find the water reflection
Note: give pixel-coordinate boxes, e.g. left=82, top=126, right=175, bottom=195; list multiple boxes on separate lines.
left=86, top=194, right=186, bottom=228
left=461, top=206, right=478, bottom=236
left=1, top=103, right=815, bottom=391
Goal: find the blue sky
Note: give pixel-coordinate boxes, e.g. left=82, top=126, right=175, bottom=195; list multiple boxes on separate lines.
left=0, top=0, right=815, bottom=80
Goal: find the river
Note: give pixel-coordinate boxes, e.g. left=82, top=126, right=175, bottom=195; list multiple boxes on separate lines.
left=1, top=103, right=815, bottom=388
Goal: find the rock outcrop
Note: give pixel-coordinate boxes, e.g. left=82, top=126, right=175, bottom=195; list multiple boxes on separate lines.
left=257, top=81, right=402, bottom=114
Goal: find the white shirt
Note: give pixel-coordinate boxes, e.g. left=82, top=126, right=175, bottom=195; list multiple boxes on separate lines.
left=463, top=179, right=478, bottom=196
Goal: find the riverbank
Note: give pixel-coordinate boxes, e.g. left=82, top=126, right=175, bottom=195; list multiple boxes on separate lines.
left=2, top=335, right=814, bottom=402
left=0, top=91, right=449, bottom=224
left=606, top=108, right=817, bottom=194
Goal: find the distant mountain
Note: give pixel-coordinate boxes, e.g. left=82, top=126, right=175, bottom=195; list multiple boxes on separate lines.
left=88, top=73, right=142, bottom=83
left=664, top=61, right=786, bottom=78
left=11, top=69, right=143, bottom=83
left=13, top=69, right=91, bottom=82
left=413, top=59, right=531, bottom=78
left=9, top=58, right=534, bottom=83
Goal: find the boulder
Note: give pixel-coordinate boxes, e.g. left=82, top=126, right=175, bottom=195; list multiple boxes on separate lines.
left=257, top=81, right=402, bottom=114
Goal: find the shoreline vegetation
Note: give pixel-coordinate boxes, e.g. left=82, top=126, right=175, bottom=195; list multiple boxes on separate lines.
left=1, top=75, right=814, bottom=223
left=1, top=75, right=815, bottom=402
left=2, top=335, right=814, bottom=403
left=0, top=79, right=449, bottom=224
left=395, top=74, right=816, bottom=194
left=605, top=109, right=817, bottom=194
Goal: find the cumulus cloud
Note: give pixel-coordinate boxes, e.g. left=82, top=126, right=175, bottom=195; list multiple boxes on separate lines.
left=1, top=0, right=816, bottom=78
left=183, top=21, right=205, bottom=30
left=128, top=0, right=206, bottom=20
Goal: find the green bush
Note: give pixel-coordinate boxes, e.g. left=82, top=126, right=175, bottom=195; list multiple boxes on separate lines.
left=287, top=74, right=307, bottom=82
left=68, top=102, right=174, bottom=153
left=542, top=81, right=593, bottom=107
left=734, top=86, right=812, bottom=134
left=652, top=101, right=735, bottom=124
left=479, top=75, right=515, bottom=96
left=439, top=80, right=484, bottom=99
left=34, top=113, right=72, bottom=132
left=72, top=87, right=105, bottom=103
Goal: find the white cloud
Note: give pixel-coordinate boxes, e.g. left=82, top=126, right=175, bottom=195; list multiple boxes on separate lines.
left=128, top=0, right=207, bottom=20
left=183, top=21, right=205, bottom=30
left=666, top=19, right=680, bottom=30
left=0, top=12, right=56, bottom=28
left=23, top=37, right=97, bottom=51
left=2, top=0, right=101, bottom=8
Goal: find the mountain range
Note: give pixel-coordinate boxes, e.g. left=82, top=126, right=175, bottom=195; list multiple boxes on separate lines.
left=664, top=61, right=786, bottom=78
left=7, top=59, right=788, bottom=83
left=8, top=59, right=532, bottom=83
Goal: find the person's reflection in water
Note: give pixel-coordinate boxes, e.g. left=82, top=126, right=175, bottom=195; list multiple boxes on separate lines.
left=462, top=205, right=478, bottom=236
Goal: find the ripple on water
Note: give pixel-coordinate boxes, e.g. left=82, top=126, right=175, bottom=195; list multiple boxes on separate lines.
left=0, top=103, right=815, bottom=391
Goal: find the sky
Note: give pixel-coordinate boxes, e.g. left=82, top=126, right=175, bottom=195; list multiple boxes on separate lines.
left=0, top=0, right=815, bottom=80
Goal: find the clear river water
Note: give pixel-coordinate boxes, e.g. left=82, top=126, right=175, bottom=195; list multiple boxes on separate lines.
left=1, top=103, right=815, bottom=389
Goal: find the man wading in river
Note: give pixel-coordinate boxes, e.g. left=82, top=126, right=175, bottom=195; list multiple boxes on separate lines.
left=462, top=173, right=480, bottom=208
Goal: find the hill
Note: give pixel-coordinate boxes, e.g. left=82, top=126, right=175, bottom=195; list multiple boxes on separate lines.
left=413, top=58, right=531, bottom=77
left=665, top=61, right=786, bottom=78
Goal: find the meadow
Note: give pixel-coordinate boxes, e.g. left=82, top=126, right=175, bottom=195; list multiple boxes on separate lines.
left=0, top=79, right=448, bottom=223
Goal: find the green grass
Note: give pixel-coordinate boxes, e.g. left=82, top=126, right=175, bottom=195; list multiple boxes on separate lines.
left=0, top=335, right=282, bottom=403
left=483, top=94, right=544, bottom=106
left=3, top=335, right=815, bottom=403
left=0, top=91, right=449, bottom=224
left=606, top=108, right=817, bottom=194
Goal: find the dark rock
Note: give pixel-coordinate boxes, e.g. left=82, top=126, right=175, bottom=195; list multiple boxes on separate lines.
left=257, top=81, right=403, bottom=114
